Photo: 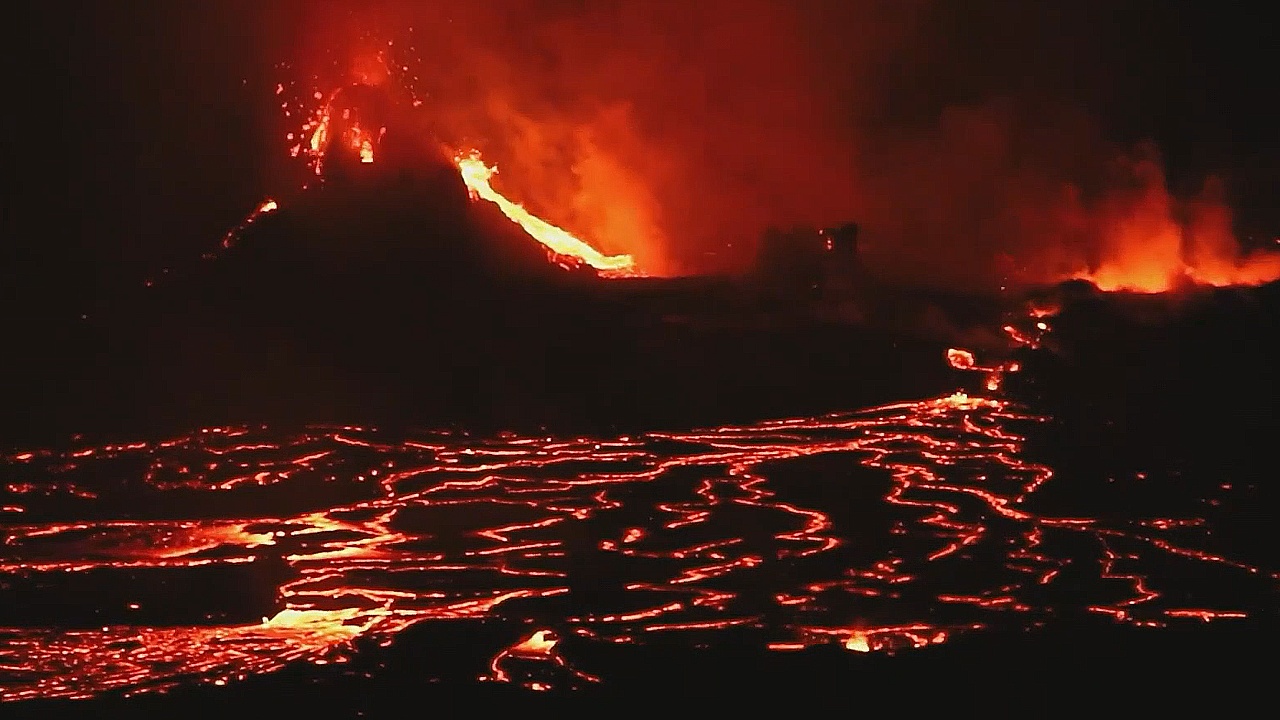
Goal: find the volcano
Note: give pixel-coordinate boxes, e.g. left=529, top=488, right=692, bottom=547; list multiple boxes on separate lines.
left=0, top=76, right=994, bottom=442
left=264, top=82, right=560, bottom=278
left=12, top=71, right=1280, bottom=454
left=8, top=146, right=969, bottom=445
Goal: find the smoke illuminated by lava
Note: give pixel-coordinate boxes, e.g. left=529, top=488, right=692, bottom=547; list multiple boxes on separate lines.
left=251, top=2, right=1280, bottom=291
left=1078, top=161, right=1280, bottom=293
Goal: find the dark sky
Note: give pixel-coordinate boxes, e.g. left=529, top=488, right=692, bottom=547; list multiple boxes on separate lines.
left=5, top=1, right=1274, bottom=282
left=924, top=2, right=1272, bottom=189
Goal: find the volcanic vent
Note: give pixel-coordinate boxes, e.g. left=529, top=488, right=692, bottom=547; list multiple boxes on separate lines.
left=247, top=81, right=571, bottom=279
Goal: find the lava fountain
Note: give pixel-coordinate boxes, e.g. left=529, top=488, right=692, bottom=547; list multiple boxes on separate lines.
left=280, top=79, right=638, bottom=276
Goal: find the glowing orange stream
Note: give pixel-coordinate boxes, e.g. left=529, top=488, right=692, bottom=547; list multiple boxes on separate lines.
left=455, top=151, right=636, bottom=274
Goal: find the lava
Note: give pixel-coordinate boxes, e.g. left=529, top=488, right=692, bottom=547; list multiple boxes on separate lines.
left=277, top=82, right=640, bottom=275
left=456, top=151, right=636, bottom=274
left=1081, top=255, right=1280, bottom=294
left=215, top=198, right=279, bottom=252
left=946, top=348, right=978, bottom=370
left=946, top=346, right=1022, bottom=392
left=267, top=52, right=648, bottom=278
left=0, top=308, right=1267, bottom=699
left=484, top=629, right=599, bottom=690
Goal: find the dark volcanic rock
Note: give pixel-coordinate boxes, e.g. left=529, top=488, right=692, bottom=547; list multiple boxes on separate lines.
left=4, top=176, right=962, bottom=444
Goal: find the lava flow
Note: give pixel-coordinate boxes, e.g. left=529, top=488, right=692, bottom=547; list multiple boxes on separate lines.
left=264, top=86, right=639, bottom=275
left=455, top=151, right=636, bottom=274
left=1, top=308, right=1270, bottom=699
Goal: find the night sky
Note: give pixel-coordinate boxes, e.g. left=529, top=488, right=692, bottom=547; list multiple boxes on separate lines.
left=5, top=1, right=1273, bottom=286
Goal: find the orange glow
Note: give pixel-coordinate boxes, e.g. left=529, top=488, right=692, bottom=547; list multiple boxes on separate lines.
left=1075, top=163, right=1280, bottom=292
left=456, top=151, right=637, bottom=274
left=309, top=107, right=330, bottom=154
left=844, top=631, right=870, bottom=652
left=215, top=197, right=281, bottom=255
left=297, top=88, right=384, bottom=176
left=252, top=15, right=1280, bottom=288
left=1, top=384, right=1263, bottom=697
left=484, top=629, right=600, bottom=689
left=946, top=348, right=977, bottom=370
left=945, top=344, right=1025, bottom=395
left=353, top=125, right=375, bottom=163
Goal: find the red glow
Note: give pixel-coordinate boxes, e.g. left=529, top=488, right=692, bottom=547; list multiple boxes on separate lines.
left=250, top=12, right=1280, bottom=289
left=276, top=69, right=642, bottom=276
left=1075, top=164, right=1280, bottom=292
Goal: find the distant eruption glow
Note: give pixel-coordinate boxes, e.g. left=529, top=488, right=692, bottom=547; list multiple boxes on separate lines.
left=1077, top=237, right=1280, bottom=294
left=1071, top=164, right=1280, bottom=293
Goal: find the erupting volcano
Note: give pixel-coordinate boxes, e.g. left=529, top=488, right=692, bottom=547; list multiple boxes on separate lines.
left=276, top=70, right=637, bottom=277
left=256, top=38, right=1280, bottom=296
left=1074, top=171, right=1280, bottom=293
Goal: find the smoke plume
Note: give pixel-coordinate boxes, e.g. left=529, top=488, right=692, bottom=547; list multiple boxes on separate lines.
left=282, top=0, right=1275, bottom=290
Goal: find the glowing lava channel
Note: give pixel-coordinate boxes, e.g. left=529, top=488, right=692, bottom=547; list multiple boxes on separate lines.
left=456, top=152, right=636, bottom=274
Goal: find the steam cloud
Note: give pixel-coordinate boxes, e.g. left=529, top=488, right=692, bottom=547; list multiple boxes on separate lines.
left=285, top=0, right=1274, bottom=290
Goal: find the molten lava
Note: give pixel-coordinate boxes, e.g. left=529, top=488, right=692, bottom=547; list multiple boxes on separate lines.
left=946, top=349, right=977, bottom=370
left=1074, top=170, right=1280, bottom=293
left=456, top=152, right=637, bottom=274
left=1, top=310, right=1267, bottom=700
